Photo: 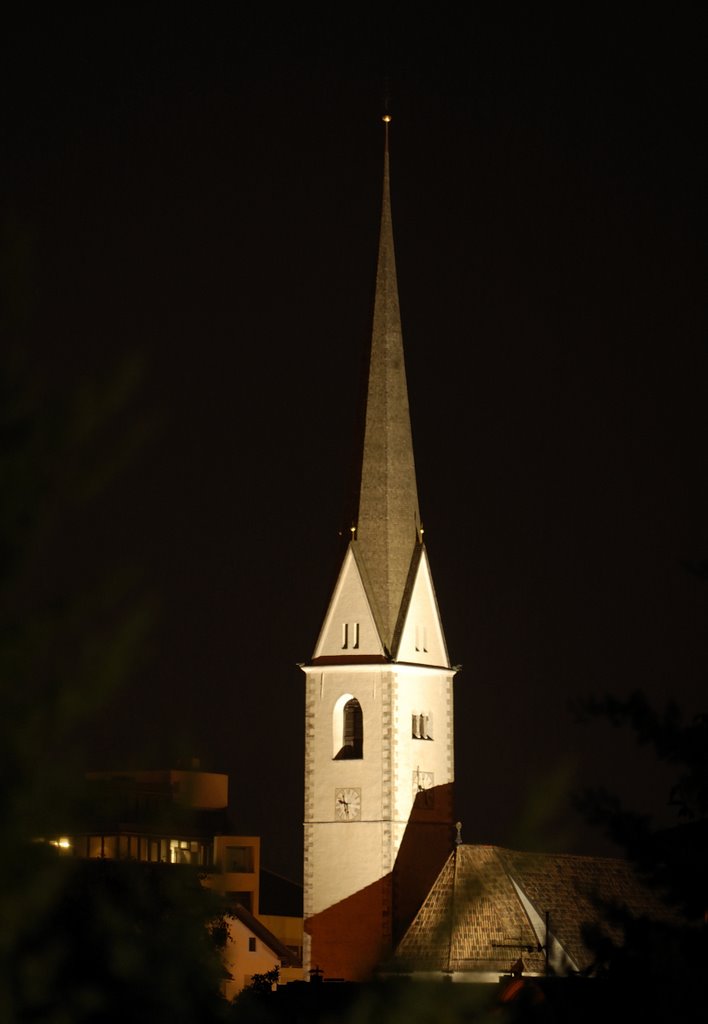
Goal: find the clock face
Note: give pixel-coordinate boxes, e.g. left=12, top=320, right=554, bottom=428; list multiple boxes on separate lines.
left=413, top=770, right=434, bottom=792
left=413, top=770, right=435, bottom=807
left=335, top=787, right=362, bottom=821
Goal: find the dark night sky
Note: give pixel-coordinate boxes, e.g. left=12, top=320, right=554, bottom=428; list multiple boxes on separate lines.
left=3, top=8, right=707, bottom=881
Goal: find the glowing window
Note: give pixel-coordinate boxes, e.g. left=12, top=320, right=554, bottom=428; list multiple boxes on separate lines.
left=170, top=839, right=200, bottom=865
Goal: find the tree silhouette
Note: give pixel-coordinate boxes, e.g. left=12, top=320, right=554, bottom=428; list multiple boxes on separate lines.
left=573, top=690, right=708, bottom=1019
left=0, top=341, right=230, bottom=1021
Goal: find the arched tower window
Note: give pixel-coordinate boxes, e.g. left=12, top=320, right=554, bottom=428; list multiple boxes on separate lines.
left=334, top=697, right=363, bottom=760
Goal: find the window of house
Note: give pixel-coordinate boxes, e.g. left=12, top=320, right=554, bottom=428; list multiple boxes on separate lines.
left=74, top=835, right=90, bottom=858
left=170, top=839, right=200, bottom=865
left=334, top=697, right=363, bottom=759
left=227, top=891, right=253, bottom=912
left=248, top=937, right=256, bottom=952
left=226, top=846, right=254, bottom=872
left=101, top=836, right=117, bottom=859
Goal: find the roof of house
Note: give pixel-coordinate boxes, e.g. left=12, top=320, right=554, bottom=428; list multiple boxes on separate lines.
left=391, top=844, right=679, bottom=977
left=259, top=868, right=303, bottom=918
left=229, top=903, right=298, bottom=966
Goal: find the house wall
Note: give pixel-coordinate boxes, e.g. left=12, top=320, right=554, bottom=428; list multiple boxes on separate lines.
left=259, top=913, right=304, bottom=982
left=205, top=835, right=261, bottom=916
left=221, top=917, right=285, bottom=1000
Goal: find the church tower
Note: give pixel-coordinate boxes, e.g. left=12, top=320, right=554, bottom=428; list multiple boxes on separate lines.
left=302, top=120, right=457, bottom=981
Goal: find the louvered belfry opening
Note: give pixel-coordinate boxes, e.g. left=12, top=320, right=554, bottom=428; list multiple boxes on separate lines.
left=338, top=698, right=363, bottom=759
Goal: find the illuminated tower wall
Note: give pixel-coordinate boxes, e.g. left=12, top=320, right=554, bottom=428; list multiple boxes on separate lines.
left=301, top=124, right=457, bottom=981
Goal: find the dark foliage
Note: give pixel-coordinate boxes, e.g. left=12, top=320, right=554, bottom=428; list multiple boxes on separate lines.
left=574, top=691, right=708, bottom=918
left=9, top=854, right=229, bottom=1023
left=574, top=690, right=708, bottom=1020
left=0, top=347, right=230, bottom=1021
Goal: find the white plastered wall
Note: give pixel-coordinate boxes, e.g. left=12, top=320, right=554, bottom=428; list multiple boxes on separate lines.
left=303, top=661, right=454, bottom=918
left=313, top=547, right=384, bottom=660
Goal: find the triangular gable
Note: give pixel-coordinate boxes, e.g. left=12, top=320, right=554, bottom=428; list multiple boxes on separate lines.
left=394, top=845, right=681, bottom=979
left=394, top=846, right=545, bottom=975
left=394, top=547, right=449, bottom=667
left=313, top=545, right=385, bottom=660
left=229, top=903, right=295, bottom=964
left=509, top=876, right=579, bottom=974
left=495, top=847, right=680, bottom=973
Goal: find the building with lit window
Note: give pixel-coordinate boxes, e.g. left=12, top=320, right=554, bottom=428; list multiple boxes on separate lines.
left=52, top=766, right=303, bottom=994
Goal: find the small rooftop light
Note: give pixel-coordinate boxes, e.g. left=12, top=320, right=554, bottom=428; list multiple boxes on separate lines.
left=382, top=114, right=392, bottom=123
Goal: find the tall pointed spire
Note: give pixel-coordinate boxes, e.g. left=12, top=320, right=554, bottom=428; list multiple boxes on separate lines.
left=353, top=117, right=422, bottom=653
left=302, top=121, right=455, bottom=982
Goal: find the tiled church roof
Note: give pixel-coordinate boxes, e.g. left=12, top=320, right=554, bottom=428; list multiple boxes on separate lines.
left=392, top=844, right=678, bottom=977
